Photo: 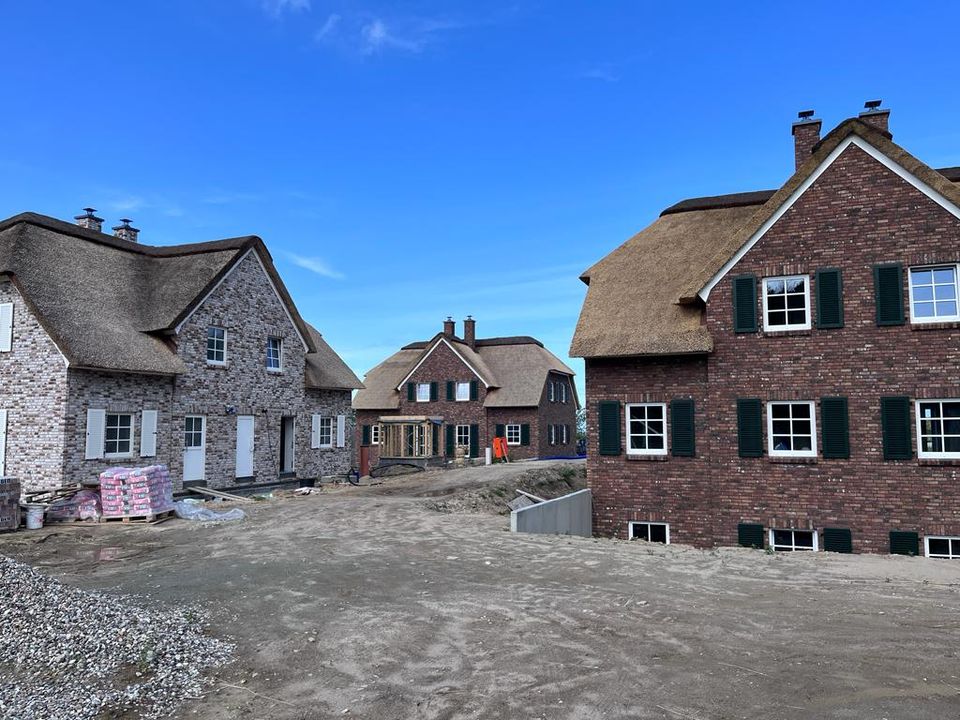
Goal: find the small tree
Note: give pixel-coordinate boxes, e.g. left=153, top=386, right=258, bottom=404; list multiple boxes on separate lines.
left=576, top=406, right=587, bottom=442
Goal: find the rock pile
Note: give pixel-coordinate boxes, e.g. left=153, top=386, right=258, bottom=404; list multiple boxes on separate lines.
left=0, top=556, right=233, bottom=719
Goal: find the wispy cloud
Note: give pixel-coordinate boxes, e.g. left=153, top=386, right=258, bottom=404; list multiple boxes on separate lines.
left=360, top=18, right=423, bottom=54
left=314, top=12, right=473, bottom=55
left=261, top=0, right=310, bottom=18
left=579, top=63, right=620, bottom=83
left=106, top=195, right=147, bottom=213
left=286, top=252, right=345, bottom=280
left=315, top=12, right=340, bottom=41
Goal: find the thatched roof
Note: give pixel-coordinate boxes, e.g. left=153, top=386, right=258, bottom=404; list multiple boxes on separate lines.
left=571, top=118, right=960, bottom=359
left=353, top=333, right=576, bottom=410
left=0, top=212, right=353, bottom=383
left=304, top=325, right=363, bottom=390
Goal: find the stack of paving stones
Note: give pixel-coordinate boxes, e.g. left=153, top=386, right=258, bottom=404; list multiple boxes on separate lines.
left=0, top=556, right=234, bottom=719
left=100, top=465, right=174, bottom=518
left=0, top=477, right=20, bottom=531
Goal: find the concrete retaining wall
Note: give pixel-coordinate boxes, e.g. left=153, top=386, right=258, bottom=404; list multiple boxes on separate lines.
left=510, top=488, right=592, bottom=537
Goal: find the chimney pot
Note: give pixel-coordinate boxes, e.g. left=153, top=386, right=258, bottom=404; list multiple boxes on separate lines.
left=858, top=100, right=890, bottom=135
left=463, top=315, right=476, bottom=348
left=442, top=316, right=455, bottom=337
left=112, top=218, right=140, bottom=243
left=791, top=111, right=822, bottom=171
left=74, top=207, right=104, bottom=233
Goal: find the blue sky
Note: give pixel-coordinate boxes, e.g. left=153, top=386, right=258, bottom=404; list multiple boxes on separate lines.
left=3, top=1, right=960, bottom=397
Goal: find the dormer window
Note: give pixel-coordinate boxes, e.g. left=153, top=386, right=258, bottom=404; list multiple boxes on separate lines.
left=207, top=327, right=226, bottom=365
left=266, top=337, right=283, bottom=372
left=762, top=275, right=811, bottom=331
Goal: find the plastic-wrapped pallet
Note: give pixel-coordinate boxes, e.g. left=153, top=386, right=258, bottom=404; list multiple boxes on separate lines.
left=98, top=465, right=174, bottom=518
left=0, top=477, right=20, bottom=531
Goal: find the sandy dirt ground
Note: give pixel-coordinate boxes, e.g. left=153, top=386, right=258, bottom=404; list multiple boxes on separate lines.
left=2, top=459, right=960, bottom=720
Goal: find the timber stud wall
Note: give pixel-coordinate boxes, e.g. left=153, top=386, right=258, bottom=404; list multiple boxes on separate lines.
left=587, top=143, right=960, bottom=554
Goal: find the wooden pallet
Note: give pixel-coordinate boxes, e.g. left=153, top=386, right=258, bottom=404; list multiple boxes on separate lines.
left=100, top=509, right=175, bottom=525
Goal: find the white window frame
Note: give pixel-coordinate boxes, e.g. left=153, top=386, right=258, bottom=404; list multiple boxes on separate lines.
left=766, top=401, right=817, bottom=458
left=416, top=383, right=431, bottom=403
left=908, top=264, right=960, bottom=324
left=924, top=535, right=960, bottom=559
left=761, top=274, right=812, bottom=332
left=769, top=528, right=818, bottom=552
left=505, top=424, right=521, bottom=446
left=548, top=382, right=556, bottom=402
left=548, top=425, right=556, bottom=446
left=455, top=382, right=470, bottom=402
left=625, top=402, right=667, bottom=456
left=370, top=424, right=381, bottom=444
left=455, top=424, right=470, bottom=447
left=561, top=424, right=569, bottom=444
left=560, top=383, right=567, bottom=404
left=628, top=521, right=670, bottom=544
left=104, top=412, right=134, bottom=459
left=915, top=399, right=960, bottom=459
left=318, top=416, right=334, bottom=448
left=206, top=326, right=227, bottom=365
left=266, top=336, right=283, bottom=372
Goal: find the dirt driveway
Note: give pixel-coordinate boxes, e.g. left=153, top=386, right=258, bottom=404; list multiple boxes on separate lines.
left=2, top=459, right=959, bottom=719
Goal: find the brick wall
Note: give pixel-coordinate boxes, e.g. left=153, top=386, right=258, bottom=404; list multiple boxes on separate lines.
left=536, top=372, right=578, bottom=458
left=587, top=143, right=960, bottom=553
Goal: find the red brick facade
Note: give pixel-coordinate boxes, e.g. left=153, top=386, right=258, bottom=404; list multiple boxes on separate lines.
left=587, top=140, right=960, bottom=554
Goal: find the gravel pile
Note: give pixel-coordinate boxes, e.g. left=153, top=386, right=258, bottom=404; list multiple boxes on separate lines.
left=0, top=556, right=234, bottom=719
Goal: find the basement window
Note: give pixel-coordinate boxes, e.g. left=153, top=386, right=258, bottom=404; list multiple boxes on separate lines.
left=925, top=536, right=960, bottom=559
left=762, top=275, right=811, bottom=331
left=769, top=528, right=818, bottom=551
left=629, top=522, right=669, bottom=544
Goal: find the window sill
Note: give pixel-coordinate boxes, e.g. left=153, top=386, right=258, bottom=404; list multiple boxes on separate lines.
left=918, top=458, right=960, bottom=466
left=910, top=321, right=960, bottom=331
left=206, top=361, right=229, bottom=369
left=769, top=456, right=817, bottom=464
left=626, top=453, right=668, bottom=462
left=103, top=455, right=133, bottom=461
left=266, top=369, right=283, bottom=375
left=761, top=329, right=812, bottom=338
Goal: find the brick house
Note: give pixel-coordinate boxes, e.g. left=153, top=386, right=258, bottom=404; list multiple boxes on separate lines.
left=0, top=210, right=362, bottom=492
left=571, top=104, right=960, bottom=557
left=354, top=317, right=578, bottom=469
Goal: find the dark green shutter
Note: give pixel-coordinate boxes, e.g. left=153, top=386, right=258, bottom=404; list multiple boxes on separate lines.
left=880, top=396, right=912, bottom=460
left=446, top=381, right=454, bottom=401
left=597, top=401, right=621, bottom=456
left=469, top=380, right=479, bottom=401
left=430, top=382, right=438, bottom=401
left=469, top=424, right=479, bottom=458
left=495, top=424, right=505, bottom=438
left=361, top=425, right=371, bottom=446
left=520, top=424, right=530, bottom=446
left=816, top=268, right=844, bottom=329
left=407, top=382, right=415, bottom=402
left=873, top=263, right=904, bottom=326
left=732, top=274, right=758, bottom=333
left=820, top=397, right=849, bottom=459
left=670, top=399, right=695, bottom=457
left=737, top=399, right=763, bottom=457
left=737, top=523, right=765, bottom=549
left=823, top=527, right=852, bottom=553
left=889, top=530, right=919, bottom=556
left=445, top=424, right=455, bottom=456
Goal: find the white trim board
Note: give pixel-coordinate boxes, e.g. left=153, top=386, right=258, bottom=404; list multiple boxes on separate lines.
left=395, top=337, right=491, bottom=391
left=174, top=248, right=310, bottom=352
left=698, top=135, right=960, bottom=302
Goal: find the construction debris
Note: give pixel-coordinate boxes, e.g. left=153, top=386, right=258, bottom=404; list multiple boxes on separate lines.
left=187, top=486, right=254, bottom=504
left=0, top=556, right=233, bottom=720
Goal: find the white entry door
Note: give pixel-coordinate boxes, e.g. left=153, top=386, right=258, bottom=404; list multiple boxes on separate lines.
left=235, top=415, right=255, bottom=478
left=183, top=416, right=206, bottom=482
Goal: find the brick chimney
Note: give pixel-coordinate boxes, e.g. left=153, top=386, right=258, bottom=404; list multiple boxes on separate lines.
left=112, top=218, right=140, bottom=243
left=792, top=110, right=821, bottom=171
left=74, top=207, right=104, bottom=233
left=443, top=316, right=455, bottom=337
left=859, top=100, right=890, bottom=135
left=463, top=316, right=476, bottom=348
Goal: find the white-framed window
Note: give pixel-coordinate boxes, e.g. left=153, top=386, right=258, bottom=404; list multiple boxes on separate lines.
left=625, top=402, right=667, bottom=456
left=548, top=425, right=556, bottom=445
left=184, top=415, right=204, bottom=448
left=916, top=399, right=960, bottom=458
left=548, top=382, right=556, bottom=402
left=506, top=424, right=521, bottom=446
left=206, top=326, right=226, bottom=365
left=925, top=536, right=960, bottom=559
left=560, top=383, right=567, bottom=404
left=456, top=424, right=470, bottom=447
left=769, top=528, right=818, bottom=551
left=767, top=401, right=816, bottom=457
left=762, top=275, right=811, bottom=331
left=266, top=336, right=283, bottom=371
left=318, top=417, right=334, bottom=447
left=908, top=265, right=960, bottom=323
left=455, top=382, right=470, bottom=402
left=561, top=424, right=569, bottom=444
left=370, top=424, right=381, bottom=444
left=416, top=383, right=431, bottom=403
left=629, top=521, right=670, bottom=544
left=105, top=413, right=134, bottom=457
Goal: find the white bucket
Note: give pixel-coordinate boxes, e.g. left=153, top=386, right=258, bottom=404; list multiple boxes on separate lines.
left=25, top=504, right=44, bottom=530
